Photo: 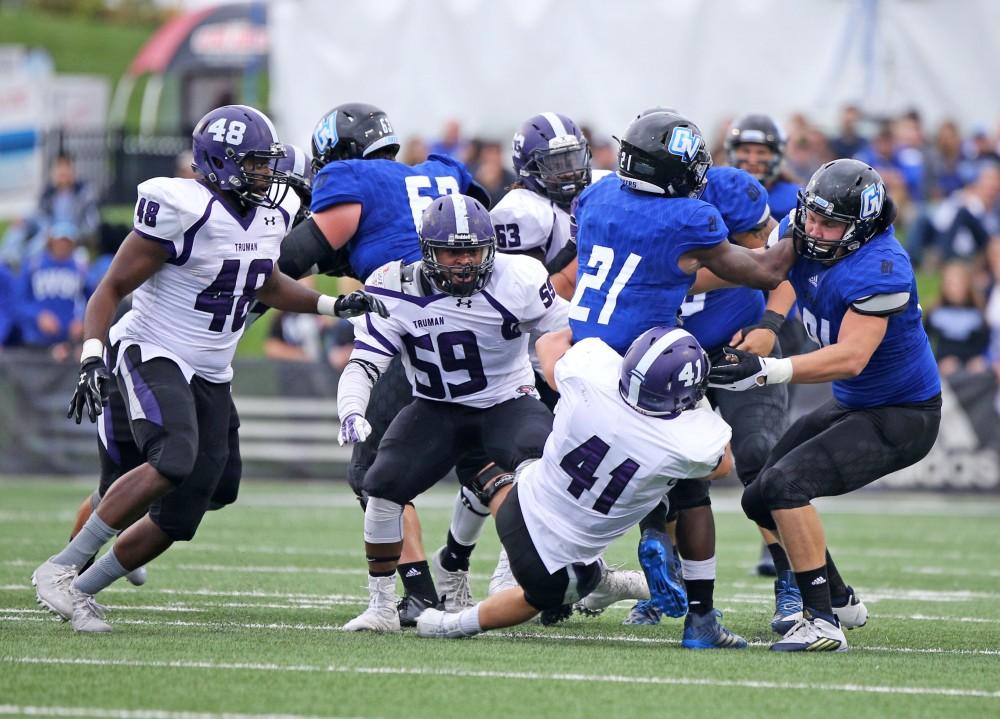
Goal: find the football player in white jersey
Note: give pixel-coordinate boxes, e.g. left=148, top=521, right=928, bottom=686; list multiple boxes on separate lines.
left=32, top=105, right=388, bottom=633
left=415, top=326, right=737, bottom=639
left=336, top=193, right=569, bottom=632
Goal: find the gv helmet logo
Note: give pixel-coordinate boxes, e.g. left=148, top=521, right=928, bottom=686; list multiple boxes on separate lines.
left=313, top=111, right=339, bottom=153
left=667, top=127, right=702, bottom=161
left=859, top=182, right=885, bottom=219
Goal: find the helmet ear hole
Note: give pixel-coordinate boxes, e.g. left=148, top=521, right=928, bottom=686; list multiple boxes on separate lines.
left=212, top=156, right=225, bottom=170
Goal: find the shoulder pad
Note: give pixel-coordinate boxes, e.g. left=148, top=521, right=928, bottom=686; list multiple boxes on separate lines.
left=365, top=261, right=404, bottom=291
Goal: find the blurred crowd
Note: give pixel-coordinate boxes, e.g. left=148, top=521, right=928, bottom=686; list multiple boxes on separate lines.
left=3, top=106, right=1000, bottom=382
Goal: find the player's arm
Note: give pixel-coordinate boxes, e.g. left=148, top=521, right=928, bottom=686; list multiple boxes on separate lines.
left=730, top=280, right=798, bottom=355
left=681, top=235, right=794, bottom=292
left=69, top=231, right=170, bottom=423
left=710, top=308, right=890, bottom=390
left=255, top=266, right=389, bottom=319
left=707, top=445, right=734, bottom=480
left=336, top=322, right=398, bottom=445
left=536, top=327, right=573, bottom=391
left=550, top=255, right=578, bottom=300
left=311, top=203, right=362, bottom=251
left=688, top=216, right=778, bottom=293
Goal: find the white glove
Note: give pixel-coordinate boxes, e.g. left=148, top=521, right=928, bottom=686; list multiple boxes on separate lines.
left=338, top=413, right=372, bottom=446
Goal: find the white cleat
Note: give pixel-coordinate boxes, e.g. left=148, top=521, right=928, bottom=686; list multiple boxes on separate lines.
left=416, top=607, right=479, bottom=639
left=833, top=586, right=868, bottom=629
left=341, top=575, right=401, bottom=632
left=575, top=565, right=649, bottom=616
left=31, top=557, right=78, bottom=621
left=70, top=590, right=112, bottom=633
left=488, top=548, right=517, bottom=596
left=125, top=565, right=148, bottom=587
left=431, top=546, right=473, bottom=612
left=770, top=613, right=848, bottom=653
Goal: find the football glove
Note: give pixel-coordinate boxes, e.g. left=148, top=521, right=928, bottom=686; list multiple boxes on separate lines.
left=338, top=412, right=372, bottom=446
left=335, top=290, right=390, bottom=319
left=707, top=347, right=793, bottom=391
left=67, top=357, right=111, bottom=424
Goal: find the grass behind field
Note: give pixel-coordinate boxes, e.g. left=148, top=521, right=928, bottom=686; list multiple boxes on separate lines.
left=2, top=478, right=1000, bottom=719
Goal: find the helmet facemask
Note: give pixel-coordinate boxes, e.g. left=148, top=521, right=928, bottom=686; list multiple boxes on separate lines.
left=422, top=242, right=496, bottom=297
left=233, top=143, right=291, bottom=209
left=524, top=136, right=592, bottom=207
left=792, top=193, right=867, bottom=265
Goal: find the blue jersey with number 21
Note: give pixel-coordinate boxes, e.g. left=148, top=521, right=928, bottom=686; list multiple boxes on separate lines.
left=569, top=174, right=729, bottom=354
left=310, top=154, right=476, bottom=280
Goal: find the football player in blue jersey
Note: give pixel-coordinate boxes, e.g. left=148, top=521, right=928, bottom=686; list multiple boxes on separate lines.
left=566, top=110, right=793, bottom=647
left=271, top=102, right=494, bottom=624
left=709, top=159, right=942, bottom=652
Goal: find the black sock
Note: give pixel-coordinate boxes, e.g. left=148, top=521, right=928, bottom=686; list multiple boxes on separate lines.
left=368, top=568, right=394, bottom=578
left=639, top=502, right=669, bottom=534
left=441, top=531, right=474, bottom=572
left=767, top=543, right=791, bottom=574
left=397, top=560, right=437, bottom=602
left=795, top=566, right=834, bottom=620
left=686, top=579, right=714, bottom=615
left=825, top=549, right=849, bottom=603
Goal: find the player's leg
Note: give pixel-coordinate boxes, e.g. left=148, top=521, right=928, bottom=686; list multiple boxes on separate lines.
left=344, top=400, right=459, bottom=632
left=33, top=351, right=197, bottom=622
left=69, top=375, right=234, bottom=632
left=417, top=484, right=601, bottom=638
left=746, top=397, right=940, bottom=651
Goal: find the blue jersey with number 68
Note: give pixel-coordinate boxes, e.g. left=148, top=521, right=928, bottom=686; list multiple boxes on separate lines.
left=310, top=154, right=476, bottom=280
left=569, top=174, right=729, bottom=354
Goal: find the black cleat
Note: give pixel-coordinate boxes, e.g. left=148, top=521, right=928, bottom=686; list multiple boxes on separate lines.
left=397, top=594, right=440, bottom=627
left=539, top=603, right=574, bottom=626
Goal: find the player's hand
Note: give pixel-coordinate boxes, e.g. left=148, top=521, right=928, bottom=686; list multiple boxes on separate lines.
left=67, top=357, right=111, bottom=424
left=708, top=347, right=787, bottom=391
left=338, top=413, right=372, bottom=446
left=334, top=290, right=389, bottom=319
left=730, top=327, right=777, bottom=356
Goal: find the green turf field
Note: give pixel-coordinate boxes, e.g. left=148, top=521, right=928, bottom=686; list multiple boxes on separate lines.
left=1, top=478, right=998, bottom=719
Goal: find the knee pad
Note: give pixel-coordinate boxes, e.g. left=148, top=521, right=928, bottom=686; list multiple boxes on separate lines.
left=759, top=465, right=814, bottom=512
left=138, top=421, right=198, bottom=484
left=151, top=504, right=208, bottom=542
left=741, top=477, right=777, bottom=531
left=732, top=430, right=777, bottom=488
left=463, top=463, right=513, bottom=507
left=363, top=496, right=404, bottom=544
left=667, top=478, right=711, bottom=514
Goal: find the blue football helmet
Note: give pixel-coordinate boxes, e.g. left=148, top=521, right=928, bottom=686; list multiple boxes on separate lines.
left=311, top=102, right=400, bottom=173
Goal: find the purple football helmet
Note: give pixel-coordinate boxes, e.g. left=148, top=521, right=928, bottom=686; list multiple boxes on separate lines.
left=512, top=112, right=592, bottom=208
left=192, top=105, right=288, bottom=209
left=419, top=194, right=496, bottom=297
left=619, top=327, right=710, bottom=417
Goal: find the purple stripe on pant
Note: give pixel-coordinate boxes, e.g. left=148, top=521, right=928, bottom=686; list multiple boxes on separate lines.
left=124, top=349, right=163, bottom=426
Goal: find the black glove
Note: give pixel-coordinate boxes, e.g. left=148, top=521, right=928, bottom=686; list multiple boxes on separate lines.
left=707, top=347, right=768, bottom=391
left=67, top=357, right=111, bottom=424
left=334, top=290, right=390, bottom=319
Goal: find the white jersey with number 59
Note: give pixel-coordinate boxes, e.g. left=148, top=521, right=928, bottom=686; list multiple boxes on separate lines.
left=110, top=177, right=291, bottom=382
left=516, top=338, right=731, bottom=573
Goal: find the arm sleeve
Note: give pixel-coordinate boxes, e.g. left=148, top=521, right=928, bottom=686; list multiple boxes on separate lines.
left=132, top=179, right=187, bottom=258
left=310, top=162, right=365, bottom=214
left=336, top=352, right=394, bottom=420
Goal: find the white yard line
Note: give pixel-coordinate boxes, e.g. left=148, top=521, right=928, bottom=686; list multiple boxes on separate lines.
left=0, top=705, right=369, bottom=719
left=2, top=657, right=998, bottom=700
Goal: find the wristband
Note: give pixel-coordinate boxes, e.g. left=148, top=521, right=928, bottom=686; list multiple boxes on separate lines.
left=317, top=294, right=339, bottom=317
left=80, top=338, right=104, bottom=363
left=762, top=356, right=794, bottom=385
left=757, top=309, right=785, bottom=335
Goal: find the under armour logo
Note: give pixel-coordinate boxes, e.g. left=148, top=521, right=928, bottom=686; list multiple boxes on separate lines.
left=456, top=298, right=472, bottom=308
left=264, top=216, right=276, bottom=226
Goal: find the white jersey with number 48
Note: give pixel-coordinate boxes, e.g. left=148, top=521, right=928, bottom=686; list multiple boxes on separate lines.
left=110, top=177, right=291, bottom=382
left=516, top=338, right=732, bottom=573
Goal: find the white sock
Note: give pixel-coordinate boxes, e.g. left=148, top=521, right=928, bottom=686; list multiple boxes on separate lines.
left=681, top=556, right=717, bottom=581
left=457, top=604, right=483, bottom=636
left=450, top=487, right=489, bottom=546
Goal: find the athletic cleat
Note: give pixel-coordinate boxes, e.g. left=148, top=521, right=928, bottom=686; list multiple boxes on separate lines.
left=431, top=546, right=473, bottom=612
left=70, top=590, right=111, bottom=633
left=833, top=586, right=868, bottom=629
left=771, top=570, right=804, bottom=635
left=125, top=566, right=147, bottom=587
left=488, top=548, right=517, bottom=596
left=31, top=557, right=78, bottom=620
left=770, top=612, right=847, bottom=652
left=637, top=528, right=687, bottom=618
left=539, top=604, right=573, bottom=626
left=416, top=607, right=477, bottom=639
left=622, top=599, right=662, bottom=626
left=574, top=564, right=649, bottom=616
left=681, top=609, right=748, bottom=649
left=756, top=542, right=777, bottom=577
left=342, top=575, right=401, bottom=632
left=397, top=593, right=440, bottom=627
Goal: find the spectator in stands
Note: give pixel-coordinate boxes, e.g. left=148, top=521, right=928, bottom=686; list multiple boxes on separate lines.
left=13, top=221, right=86, bottom=350
left=829, top=104, right=870, bottom=159
left=936, top=162, right=1000, bottom=262
left=84, top=223, right=128, bottom=298
left=175, top=150, right=199, bottom=180
left=325, top=318, right=356, bottom=371
left=1, top=152, right=100, bottom=265
left=470, top=140, right=514, bottom=206
left=430, top=119, right=467, bottom=162
left=893, top=112, right=928, bottom=204
left=0, top=261, right=16, bottom=347
left=402, top=136, right=429, bottom=166
left=925, top=261, right=990, bottom=376
left=265, top=311, right=327, bottom=362
left=925, top=120, right=968, bottom=200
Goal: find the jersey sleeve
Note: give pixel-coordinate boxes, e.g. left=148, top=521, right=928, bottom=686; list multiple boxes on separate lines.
left=133, top=178, right=188, bottom=257
left=554, top=337, right=620, bottom=390
left=347, top=261, right=404, bottom=360
left=672, top=202, right=729, bottom=259
left=490, top=191, right=555, bottom=254
left=838, top=241, right=914, bottom=310
left=512, top=255, right=569, bottom=334
left=310, top=161, right=364, bottom=213
left=705, top=168, right=771, bottom=234
left=672, top=409, right=732, bottom=479
left=425, top=153, right=476, bottom=190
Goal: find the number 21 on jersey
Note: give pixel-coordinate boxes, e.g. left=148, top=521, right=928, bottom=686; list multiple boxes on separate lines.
left=568, top=245, right=642, bottom=325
